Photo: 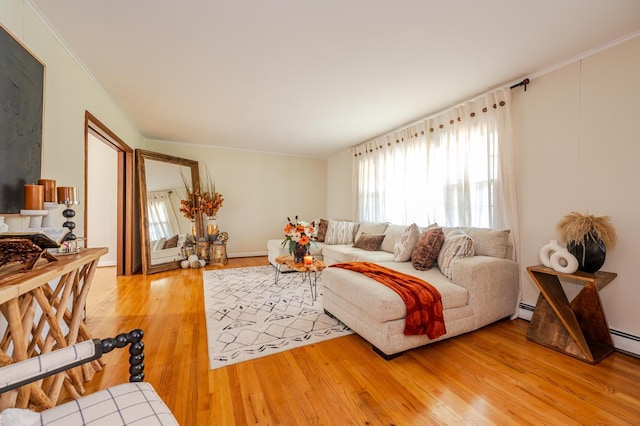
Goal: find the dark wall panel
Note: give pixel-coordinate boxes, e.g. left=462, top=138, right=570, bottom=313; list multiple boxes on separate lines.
left=0, top=25, right=44, bottom=213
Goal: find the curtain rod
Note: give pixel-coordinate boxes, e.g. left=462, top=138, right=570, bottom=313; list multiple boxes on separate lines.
left=356, top=78, right=531, bottom=149
left=510, top=78, right=530, bottom=91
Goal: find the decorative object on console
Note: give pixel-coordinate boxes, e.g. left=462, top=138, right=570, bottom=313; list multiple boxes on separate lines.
left=57, top=186, right=78, bottom=241
left=23, top=184, right=44, bottom=210
left=557, top=211, right=617, bottom=273
left=0, top=217, right=8, bottom=233
left=539, top=240, right=578, bottom=274
left=281, top=216, right=315, bottom=263
left=0, top=238, right=58, bottom=270
left=38, top=179, right=56, bottom=202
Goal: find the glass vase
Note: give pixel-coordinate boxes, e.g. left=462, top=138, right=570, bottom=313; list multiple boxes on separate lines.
left=293, top=243, right=307, bottom=263
left=206, top=215, right=219, bottom=241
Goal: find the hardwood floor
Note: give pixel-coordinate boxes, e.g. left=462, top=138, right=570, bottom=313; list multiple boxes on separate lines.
left=82, top=257, right=640, bottom=425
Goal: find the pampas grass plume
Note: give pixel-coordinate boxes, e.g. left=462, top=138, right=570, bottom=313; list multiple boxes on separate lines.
left=557, top=211, right=617, bottom=251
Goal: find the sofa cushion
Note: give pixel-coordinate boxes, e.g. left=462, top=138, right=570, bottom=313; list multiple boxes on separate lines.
left=316, top=219, right=329, bottom=242
left=325, top=220, right=358, bottom=245
left=380, top=224, right=408, bottom=253
left=322, top=245, right=395, bottom=263
left=462, top=227, right=511, bottom=259
left=411, top=226, right=445, bottom=271
left=323, top=262, right=468, bottom=323
left=354, top=222, right=388, bottom=241
left=438, top=230, right=475, bottom=279
left=353, top=234, right=385, bottom=251
left=394, top=223, right=421, bottom=262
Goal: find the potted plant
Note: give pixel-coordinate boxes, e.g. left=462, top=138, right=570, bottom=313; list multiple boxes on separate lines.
left=556, top=211, right=617, bottom=273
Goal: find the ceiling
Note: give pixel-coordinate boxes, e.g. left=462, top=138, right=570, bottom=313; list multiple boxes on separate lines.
left=31, top=1, right=640, bottom=159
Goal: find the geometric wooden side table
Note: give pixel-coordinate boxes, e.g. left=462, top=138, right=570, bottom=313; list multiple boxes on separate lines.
left=526, top=265, right=617, bottom=364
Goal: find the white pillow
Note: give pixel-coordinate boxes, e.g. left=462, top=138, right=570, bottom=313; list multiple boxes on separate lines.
left=325, top=220, right=358, bottom=245
left=437, top=230, right=475, bottom=279
left=152, top=237, right=167, bottom=251
left=393, top=223, right=420, bottom=262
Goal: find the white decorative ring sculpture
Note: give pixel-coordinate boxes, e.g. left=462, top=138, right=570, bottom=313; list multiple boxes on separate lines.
left=550, top=249, right=579, bottom=274
left=539, top=240, right=563, bottom=267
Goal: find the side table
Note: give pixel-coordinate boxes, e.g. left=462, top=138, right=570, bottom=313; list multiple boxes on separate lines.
left=526, top=265, right=616, bottom=364
left=274, top=255, right=325, bottom=301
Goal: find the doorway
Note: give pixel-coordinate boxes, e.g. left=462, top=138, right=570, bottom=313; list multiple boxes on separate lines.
left=84, top=112, right=135, bottom=275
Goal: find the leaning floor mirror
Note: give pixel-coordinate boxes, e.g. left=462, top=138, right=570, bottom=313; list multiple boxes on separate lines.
left=136, top=149, right=200, bottom=274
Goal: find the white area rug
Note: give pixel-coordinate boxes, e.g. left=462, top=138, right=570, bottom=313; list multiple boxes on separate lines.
left=202, top=265, right=352, bottom=369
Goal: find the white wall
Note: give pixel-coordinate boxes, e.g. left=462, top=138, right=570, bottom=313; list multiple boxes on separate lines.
left=1, top=0, right=144, bottom=237
left=87, top=133, right=117, bottom=266
left=513, top=36, right=640, bottom=340
left=145, top=140, right=327, bottom=257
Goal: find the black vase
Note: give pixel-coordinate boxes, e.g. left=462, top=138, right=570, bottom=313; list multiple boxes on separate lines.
left=567, top=237, right=606, bottom=273
left=293, top=243, right=307, bottom=263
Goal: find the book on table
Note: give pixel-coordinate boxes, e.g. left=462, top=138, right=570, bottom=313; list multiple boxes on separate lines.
left=0, top=227, right=70, bottom=248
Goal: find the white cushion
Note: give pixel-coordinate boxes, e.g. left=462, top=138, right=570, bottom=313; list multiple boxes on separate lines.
left=325, top=220, right=358, bottom=245
left=380, top=224, right=408, bottom=253
left=40, top=382, right=178, bottom=425
left=393, top=223, right=420, bottom=262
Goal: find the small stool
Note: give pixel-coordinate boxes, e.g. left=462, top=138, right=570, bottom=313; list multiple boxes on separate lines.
left=210, top=242, right=228, bottom=265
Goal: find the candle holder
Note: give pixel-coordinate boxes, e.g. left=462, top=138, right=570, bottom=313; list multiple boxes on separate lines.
left=57, top=186, right=78, bottom=241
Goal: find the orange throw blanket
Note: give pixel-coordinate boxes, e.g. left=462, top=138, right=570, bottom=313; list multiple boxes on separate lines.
left=330, top=262, right=446, bottom=339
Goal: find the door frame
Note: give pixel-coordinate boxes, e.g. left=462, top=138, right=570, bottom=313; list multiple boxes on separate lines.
left=84, top=111, right=135, bottom=275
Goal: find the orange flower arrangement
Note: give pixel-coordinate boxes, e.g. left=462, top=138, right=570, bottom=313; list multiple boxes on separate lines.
left=281, top=216, right=315, bottom=255
left=179, top=165, right=224, bottom=220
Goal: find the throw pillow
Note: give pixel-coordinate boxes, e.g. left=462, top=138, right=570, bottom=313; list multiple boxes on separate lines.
left=152, top=237, right=166, bottom=251
left=394, top=223, right=421, bottom=262
left=325, top=219, right=358, bottom=245
left=316, top=219, right=329, bottom=242
left=164, top=234, right=179, bottom=249
left=411, top=226, right=445, bottom=271
left=354, top=222, right=389, bottom=242
left=437, top=230, right=475, bottom=279
left=353, top=233, right=385, bottom=251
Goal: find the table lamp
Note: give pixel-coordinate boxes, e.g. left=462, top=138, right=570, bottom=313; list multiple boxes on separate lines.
left=57, top=186, right=78, bottom=241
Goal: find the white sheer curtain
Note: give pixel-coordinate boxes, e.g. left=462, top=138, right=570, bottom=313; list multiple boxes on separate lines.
left=354, top=87, right=520, bottom=261
left=147, top=191, right=177, bottom=242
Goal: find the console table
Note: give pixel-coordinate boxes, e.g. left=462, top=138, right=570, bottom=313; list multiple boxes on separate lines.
left=0, top=247, right=107, bottom=410
left=526, top=265, right=616, bottom=364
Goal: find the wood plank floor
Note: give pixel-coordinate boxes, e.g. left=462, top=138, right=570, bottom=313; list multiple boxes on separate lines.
left=81, top=257, right=640, bottom=425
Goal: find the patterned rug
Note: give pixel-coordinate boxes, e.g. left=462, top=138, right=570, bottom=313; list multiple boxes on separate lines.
left=202, top=265, right=352, bottom=369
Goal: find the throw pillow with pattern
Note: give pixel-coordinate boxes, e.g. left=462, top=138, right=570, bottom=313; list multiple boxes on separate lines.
left=437, top=230, right=475, bottom=279
left=394, top=223, right=421, bottom=262
left=411, top=226, right=445, bottom=271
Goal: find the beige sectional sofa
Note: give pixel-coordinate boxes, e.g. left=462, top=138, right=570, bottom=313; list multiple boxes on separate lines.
left=266, top=221, right=520, bottom=358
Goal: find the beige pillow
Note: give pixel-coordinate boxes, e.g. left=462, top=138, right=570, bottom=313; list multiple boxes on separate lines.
left=325, top=220, right=358, bottom=245
left=394, top=223, right=420, bottom=262
left=354, top=222, right=389, bottom=242
left=353, top=234, right=385, bottom=251
left=411, top=226, right=444, bottom=271
left=437, top=230, right=475, bottom=279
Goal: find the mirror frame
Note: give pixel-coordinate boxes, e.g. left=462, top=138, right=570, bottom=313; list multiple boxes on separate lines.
left=136, top=149, right=200, bottom=274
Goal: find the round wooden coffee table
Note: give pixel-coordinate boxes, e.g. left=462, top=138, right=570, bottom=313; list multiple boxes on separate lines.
left=274, top=255, right=325, bottom=301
